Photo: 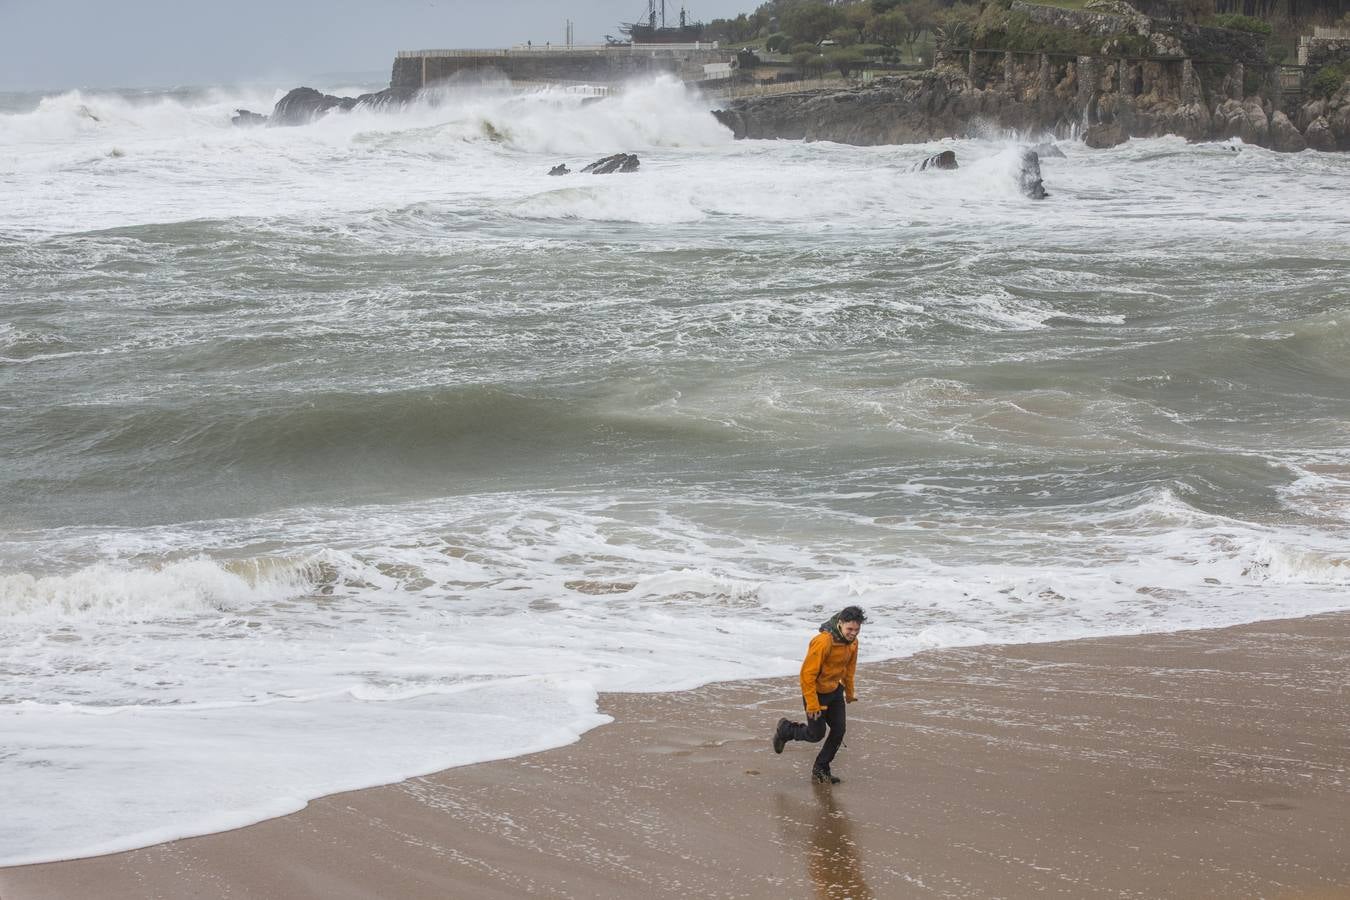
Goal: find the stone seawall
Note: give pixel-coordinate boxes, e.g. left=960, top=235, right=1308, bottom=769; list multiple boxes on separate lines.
left=390, top=47, right=735, bottom=90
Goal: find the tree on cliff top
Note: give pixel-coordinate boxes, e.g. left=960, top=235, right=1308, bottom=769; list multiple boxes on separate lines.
left=783, top=2, right=847, bottom=44
left=899, top=0, right=940, bottom=48
left=843, top=4, right=873, bottom=42
left=870, top=8, right=913, bottom=48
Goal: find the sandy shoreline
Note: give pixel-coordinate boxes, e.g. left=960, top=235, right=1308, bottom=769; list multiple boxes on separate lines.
left=4, top=612, right=1349, bottom=899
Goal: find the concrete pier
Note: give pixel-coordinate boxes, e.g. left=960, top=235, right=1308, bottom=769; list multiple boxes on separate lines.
left=391, top=43, right=737, bottom=91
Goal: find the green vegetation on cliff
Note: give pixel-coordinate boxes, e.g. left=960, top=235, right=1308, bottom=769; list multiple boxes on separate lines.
left=1309, top=62, right=1350, bottom=99
left=705, top=0, right=944, bottom=58
left=956, top=0, right=1147, bottom=56
left=1204, top=13, right=1272, bottom=35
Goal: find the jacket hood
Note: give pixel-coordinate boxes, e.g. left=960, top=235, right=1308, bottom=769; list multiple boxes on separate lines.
left=819, top=613, right=854, bottom=644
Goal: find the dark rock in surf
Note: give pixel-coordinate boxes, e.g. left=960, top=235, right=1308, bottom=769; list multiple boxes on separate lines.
left=1084, top=122, right=1127, bottom=149
left=268, top=85, right=415, bottom=127
left=1018, top=150, right=1048, bottom=200
left=548, top=163, right=571, bottom=176
left=231, top=109, right=269, bottom=127
left=581, top=153, right=640, bottom=174
left=1032, top=141, right=1066, bottom=159
left=270, top=87, right=356, bottom=126
left=914, top=150, right=958, bottom=171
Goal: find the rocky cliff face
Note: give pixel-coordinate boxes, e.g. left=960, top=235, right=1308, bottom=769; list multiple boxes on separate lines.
left=1294, top=82, right=1350, bottom=151
left=712, top=68, right=1350, bottom=152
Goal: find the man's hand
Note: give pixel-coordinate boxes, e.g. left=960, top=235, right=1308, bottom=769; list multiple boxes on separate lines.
left=806, top=709, right=821, bottom=721
left=846, top=696, right=857, bottom=703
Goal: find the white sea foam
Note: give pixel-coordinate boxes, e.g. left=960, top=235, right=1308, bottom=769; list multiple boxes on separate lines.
left=3, top=488, right=1349, bottom=865
left=0, top=558, right=308, bottom=621
left=0, top=677, right=608, bottom=867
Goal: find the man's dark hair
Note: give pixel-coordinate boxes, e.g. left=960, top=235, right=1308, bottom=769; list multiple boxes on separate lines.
left=838, top=605, right=868, bottom=624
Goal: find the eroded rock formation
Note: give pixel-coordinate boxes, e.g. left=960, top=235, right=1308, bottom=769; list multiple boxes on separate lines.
left=713, top=65, right=1350, bottom=153
left=580, top=153, right=640, bottom=174
left=233, top=86, right=416, bottom=128
left=914, top=150, right=959, bottom=170
left=1018, top=149, right=1049, bottom=199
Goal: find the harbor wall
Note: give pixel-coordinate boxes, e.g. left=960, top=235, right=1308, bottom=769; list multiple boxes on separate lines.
left=391, top=46, right=736, bottom=90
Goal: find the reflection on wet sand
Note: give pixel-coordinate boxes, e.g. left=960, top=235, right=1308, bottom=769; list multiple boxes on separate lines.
left=776, top=784, right=873, bottom=900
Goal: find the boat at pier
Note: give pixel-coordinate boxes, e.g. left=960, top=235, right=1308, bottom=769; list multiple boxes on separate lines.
left=616, top=1, right=704, bottom=44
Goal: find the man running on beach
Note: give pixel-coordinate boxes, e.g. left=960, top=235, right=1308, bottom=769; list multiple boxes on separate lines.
left=772, top=606, right=866, bottom=784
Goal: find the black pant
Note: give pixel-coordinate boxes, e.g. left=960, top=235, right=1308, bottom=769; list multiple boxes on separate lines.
left=784, top=686, right=846, bottom=772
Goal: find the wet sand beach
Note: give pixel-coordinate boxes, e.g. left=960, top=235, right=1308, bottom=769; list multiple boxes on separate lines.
left=4, top=612, right=1348, bottom=900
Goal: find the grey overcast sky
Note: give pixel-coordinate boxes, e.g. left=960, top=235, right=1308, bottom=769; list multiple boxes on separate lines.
left=0, top=0, right=759, bottom=91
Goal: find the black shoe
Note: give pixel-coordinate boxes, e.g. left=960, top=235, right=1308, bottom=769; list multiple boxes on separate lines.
left=812, top=768, right=841, bottom=784
left=772, top=718, right=790, bottom=754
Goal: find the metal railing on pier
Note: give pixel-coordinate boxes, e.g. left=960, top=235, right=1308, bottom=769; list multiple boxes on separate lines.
left=504, top=80, right=616, bottom=96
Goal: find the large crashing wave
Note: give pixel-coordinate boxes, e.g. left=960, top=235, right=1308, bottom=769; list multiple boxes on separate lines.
left=0, top=76, right=735, bottom=235
left=0, top=76, right=731, bottom=156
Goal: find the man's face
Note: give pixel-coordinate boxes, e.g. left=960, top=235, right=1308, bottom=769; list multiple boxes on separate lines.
left=839, top=620, right=861, bottom=641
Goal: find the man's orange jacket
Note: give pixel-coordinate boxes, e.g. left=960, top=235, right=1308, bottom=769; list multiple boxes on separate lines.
left=799, top=631, right=858, bottom=714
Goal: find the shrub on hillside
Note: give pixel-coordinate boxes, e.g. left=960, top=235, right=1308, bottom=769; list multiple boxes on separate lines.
left=791, top=50, right=828, bottom=77
left=972, top=6, right=1100, bottom=55
left=829, top=26, right=860, bottom=47
left=1308, top=62, right=1349, bottom=99
left=827, top=47, right=867, bottom=76
left=1206, top=14, right=1272, bottom=36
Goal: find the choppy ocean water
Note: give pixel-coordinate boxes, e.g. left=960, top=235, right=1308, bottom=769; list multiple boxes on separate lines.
left=2, top=76, right=1348, bottom=865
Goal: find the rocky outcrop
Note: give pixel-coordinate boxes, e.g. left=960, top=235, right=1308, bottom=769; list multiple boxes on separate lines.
left=713, top=70, right=1038, bottom=145
left=1329, top=83, right=1350, bottom=146
left=1084, top=122, right=1127, bottom=148
left=714, top=63, right=1350, bottom=152
left=712, top=0, right=1348, bottom=154
left=270, top=87, right=355, bottom=126
left=1304, top=116, right=1337, bottom=150
left=248, top=85, right=415, bottom=127
left=1270, top=111, right=1307, bottom=152
left=1213, top=98, right=1270, bottom=145
left=231, top=109, right=269, bottom=127
left=914, top=150, right=959, bottom=170
left=543, top=155, right=640, bottom=176
left=580, top=153, right=640, bottom=174
left=1292, top=81, right=1350, bottom=150
left=1018, top=150, right=1049, bottom=199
